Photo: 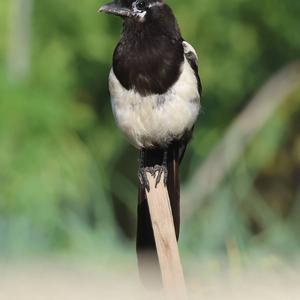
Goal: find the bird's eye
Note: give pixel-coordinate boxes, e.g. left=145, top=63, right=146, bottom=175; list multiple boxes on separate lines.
left=136, top=1, right=146, bottom=10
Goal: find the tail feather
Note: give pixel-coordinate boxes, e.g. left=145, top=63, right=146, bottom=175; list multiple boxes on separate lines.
left=167, top=144, right=180, bottom=239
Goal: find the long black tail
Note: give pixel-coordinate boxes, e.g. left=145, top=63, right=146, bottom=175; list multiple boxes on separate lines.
left=136, top=142, right=183, bottom=284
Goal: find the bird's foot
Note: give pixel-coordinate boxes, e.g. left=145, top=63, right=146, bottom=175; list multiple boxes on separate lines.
left=138, top=165, right=168, bottom=192
left=153, top=164, right=168, bottom=188
left=138, top=167, right=151, bottom=192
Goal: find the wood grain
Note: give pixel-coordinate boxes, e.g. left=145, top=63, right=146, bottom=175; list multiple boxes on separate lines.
left=145, top=172, right=187, bottom=300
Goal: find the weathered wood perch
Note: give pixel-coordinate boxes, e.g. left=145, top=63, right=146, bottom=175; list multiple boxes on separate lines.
left=145, top=172, right=188, bottom=300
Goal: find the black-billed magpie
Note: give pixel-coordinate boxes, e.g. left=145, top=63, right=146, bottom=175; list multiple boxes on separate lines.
left=99, top=0, right=202, bottom=276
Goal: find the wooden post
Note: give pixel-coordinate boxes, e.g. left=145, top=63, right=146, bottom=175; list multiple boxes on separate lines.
left=145, top=172, right=188, bottom=300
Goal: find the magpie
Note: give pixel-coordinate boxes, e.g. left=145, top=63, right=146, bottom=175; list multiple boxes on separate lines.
left=99, top=0, right=202, bottom=277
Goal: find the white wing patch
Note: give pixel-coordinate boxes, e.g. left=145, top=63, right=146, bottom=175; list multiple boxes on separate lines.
left=183, top=41, right=198, bottom=61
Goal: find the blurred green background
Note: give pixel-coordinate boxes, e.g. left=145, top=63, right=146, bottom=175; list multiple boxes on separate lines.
left=0, top=0, right=300, bottom=271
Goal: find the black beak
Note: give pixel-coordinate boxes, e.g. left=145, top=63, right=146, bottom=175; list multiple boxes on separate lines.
left=98, top=2, right=133, bottom=17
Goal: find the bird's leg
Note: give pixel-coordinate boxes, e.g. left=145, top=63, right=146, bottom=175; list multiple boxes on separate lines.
left=153, top=149, right=168, bottom=188
left=138, top=149, right=150, bottom=192
left=138, top=149, right=168, bottom=192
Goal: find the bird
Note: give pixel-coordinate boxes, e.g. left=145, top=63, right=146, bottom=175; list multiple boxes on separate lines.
left=99, top=0, right=202, bottom=279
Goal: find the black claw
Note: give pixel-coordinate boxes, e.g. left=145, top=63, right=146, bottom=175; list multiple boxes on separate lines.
left=138, top=165, right=168, bottom=191
left=153, top=165, right=168, bottom=188
left=138, top=149, right=168, bottom=192
left=138, top=168, right=150, bottom=192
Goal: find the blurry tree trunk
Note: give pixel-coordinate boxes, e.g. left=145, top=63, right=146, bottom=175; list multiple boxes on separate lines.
left=182, top=62, right=300, bottom=221
left=6, top=0, right=33, bottom=81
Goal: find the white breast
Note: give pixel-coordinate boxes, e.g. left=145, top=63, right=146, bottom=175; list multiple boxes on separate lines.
left=109, top=57, right=200, bottom=149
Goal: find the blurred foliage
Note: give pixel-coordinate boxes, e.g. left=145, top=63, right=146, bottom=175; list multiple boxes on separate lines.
left=0, top=0, right=300, bottom=267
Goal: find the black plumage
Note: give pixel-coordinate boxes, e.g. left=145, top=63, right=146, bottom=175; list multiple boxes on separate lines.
left=113, top=4, right=184, bottom=96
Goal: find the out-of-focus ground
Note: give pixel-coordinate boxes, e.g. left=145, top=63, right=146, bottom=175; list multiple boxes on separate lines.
left=0, top=261, right=299, bottom=300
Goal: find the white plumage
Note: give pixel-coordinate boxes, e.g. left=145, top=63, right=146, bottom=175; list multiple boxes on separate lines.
left=109, top=41, right=201, bottom=148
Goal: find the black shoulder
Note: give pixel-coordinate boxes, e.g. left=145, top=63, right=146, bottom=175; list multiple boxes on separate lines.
left=148, top=4, right=183, bottom=42
left=183, top=41, right=202, bottom=96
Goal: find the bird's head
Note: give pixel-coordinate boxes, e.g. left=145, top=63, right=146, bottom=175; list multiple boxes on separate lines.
left=98, top=0, right=164, bottom=22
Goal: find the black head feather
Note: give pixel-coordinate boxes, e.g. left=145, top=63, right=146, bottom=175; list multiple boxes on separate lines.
left=120, top=0, right=162, bottom=8
left=113, top=2, right=184, bottom=96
